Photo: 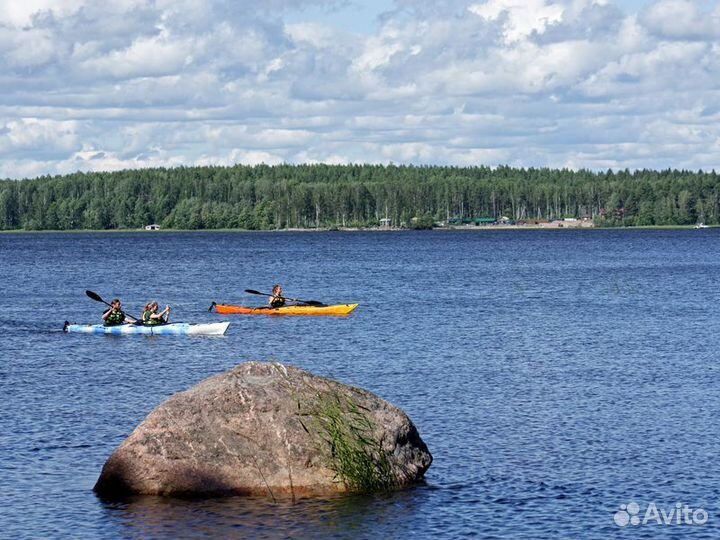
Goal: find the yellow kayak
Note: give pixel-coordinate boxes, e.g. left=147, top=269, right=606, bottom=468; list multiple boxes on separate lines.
left=212, top=303, right=359, bottom=316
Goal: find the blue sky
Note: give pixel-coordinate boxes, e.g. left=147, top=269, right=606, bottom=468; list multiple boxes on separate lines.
left=285, top=1, right=395, bottom=34
left=1, top=0, right=719, bottom=179
left=288, top=1, right=657, bottom=33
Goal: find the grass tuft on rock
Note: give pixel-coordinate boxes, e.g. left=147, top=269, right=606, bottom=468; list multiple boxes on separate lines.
left=306, top=392, right=395, bottom=492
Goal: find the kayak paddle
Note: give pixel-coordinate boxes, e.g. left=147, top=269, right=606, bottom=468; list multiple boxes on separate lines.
left=244, top=289, right=325, bottom=307
left=85, top=290, right=141, bottom=323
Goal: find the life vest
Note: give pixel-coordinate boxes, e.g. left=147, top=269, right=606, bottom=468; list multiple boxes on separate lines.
left=270, top=296, right=285, bottom=308
left=105, top=309, right=125, bottom=326
left=142, top=310, right=163, bottom=325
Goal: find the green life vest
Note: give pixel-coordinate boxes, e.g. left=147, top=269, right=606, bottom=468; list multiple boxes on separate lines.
left=270, top=297, right=285, bottom=308
left=142, top=310, right=163, bottom=325
left=105, top=309, right=125, bottom=326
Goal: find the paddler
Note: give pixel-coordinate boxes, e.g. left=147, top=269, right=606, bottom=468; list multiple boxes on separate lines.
left=102, top=298, right=137, bottom=326
left=269, top=284, right=286, bottom=308
left=142, top=301, right=171, bottom=325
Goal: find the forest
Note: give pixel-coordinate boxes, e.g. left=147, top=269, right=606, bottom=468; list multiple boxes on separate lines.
left=0, top=164, right=717, bottom=230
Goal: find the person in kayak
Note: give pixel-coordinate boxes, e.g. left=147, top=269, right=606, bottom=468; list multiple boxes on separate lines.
left=269, top=284, right=286, bottom=308
left=102, top=298, right=137, bottom=326
left=142, top=301, right=171, bottom=325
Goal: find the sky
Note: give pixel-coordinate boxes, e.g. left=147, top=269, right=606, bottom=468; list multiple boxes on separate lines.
left=1, top=0, right=719, bottom=180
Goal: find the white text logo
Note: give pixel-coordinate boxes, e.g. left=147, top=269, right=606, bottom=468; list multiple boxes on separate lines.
left=614, top=501, right=708, bottom=527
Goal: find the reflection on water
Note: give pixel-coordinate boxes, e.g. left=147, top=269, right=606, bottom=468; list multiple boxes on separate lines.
left=99, top=488, right=426, bottom=539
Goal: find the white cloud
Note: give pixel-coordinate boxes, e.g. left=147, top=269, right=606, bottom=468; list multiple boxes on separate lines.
left=0, top=27, right=58, bottom=67
left=77, top=32, right=198, bottom=79
left=1, top=0, right=720, bottom=179
left=201, top=125, right=316, bottom=148
left=640, top=0, right=720, bottom=40
left=285, top=22, right=339, bottom=48
left=223, top=149, right=285, bottom=166
left=68, top=146, right=179, bottom=172
left=0, top=118, right=80, bottom=155
left=469, top=0, right=564, bottom=42
left=352, top=32, right=405, bottom=71
left=293, top=151, right=350, bottom=165
left=577, top=40, right=710, bottom=98
left=0, top=0, right=86, bottom=28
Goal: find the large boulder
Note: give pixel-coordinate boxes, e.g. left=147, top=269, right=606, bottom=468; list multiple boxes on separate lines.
left=94, top=362, right=432, bottom=498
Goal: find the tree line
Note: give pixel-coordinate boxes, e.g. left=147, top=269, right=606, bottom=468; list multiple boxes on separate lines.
left=0, top=164, right=718, bottom=230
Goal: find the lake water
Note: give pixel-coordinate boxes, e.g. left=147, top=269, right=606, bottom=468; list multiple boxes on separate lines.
left=1, top=230, right=719, bottom=539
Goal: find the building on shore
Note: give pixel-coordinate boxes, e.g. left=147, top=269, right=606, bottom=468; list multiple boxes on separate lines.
left=448, top=217, right=498, bottom=226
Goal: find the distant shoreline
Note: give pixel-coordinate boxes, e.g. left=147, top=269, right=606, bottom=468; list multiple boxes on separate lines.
left=0, top=224, right=712, bottom=234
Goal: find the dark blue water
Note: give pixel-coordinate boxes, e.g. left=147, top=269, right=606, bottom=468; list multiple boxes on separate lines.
left=1, top=230, right=719, bottom=539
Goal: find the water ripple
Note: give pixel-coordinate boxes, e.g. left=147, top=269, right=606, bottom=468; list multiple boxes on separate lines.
left=1, top=230, right=720, bottom=538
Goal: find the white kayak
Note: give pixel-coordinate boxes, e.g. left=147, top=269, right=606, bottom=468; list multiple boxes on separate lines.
left=63, top=321, right=230, bottom=336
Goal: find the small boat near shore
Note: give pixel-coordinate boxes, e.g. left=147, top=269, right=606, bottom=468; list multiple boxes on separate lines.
left=211, top=302, right=359, bottom=316
left=695, top=223, right=710, bottom=229
left=63, top=321, right=230, bottom=335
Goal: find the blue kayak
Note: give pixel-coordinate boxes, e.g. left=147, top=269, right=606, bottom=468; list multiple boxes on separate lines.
left=63, top=321, right=230, bottom=336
